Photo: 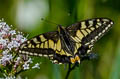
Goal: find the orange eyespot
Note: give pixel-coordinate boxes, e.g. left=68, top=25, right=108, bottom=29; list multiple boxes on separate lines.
left=75, top=55, right=80, bottom=60
left=75, top=55, right=80, bottom=63
left=70, top=56, right=81, bottom=64
left=70, top=58, right=75, bottom=64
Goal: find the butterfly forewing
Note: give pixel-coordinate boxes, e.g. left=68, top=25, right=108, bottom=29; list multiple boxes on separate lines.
left=20, top=32, right=57, bottom=56
left=66, top=18, right=113, bottom=45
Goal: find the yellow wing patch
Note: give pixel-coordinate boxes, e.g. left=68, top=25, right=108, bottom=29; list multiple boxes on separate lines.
left=48, top=40, right=54, bottom=49
left=90, top=27, right=95, bottom=31
left=33, top=38, right=40, bottom=44
left=44, top=41, right=48, bottom=48
left=40, top=43, right=44, bottom=48
left=81, top=30, right=88, bottom=36
left=39, top=35, right=47, bottom=42
left=81, top=22, right=86, bottom=28
left=76, top=30, right=84, bottom=40
left=88, top=20, right=93, bottom=27
left=28, top=43, right=32, bottom=48
left=56, top=39, right=61, bottom=51
left=36, top=44, right=40, bottom=48
left=86, top=29, right=91, bottom=34
left=73, top=43, right=81, bottom=55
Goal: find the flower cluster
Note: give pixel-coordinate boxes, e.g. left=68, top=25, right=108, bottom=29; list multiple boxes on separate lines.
left=0, top=20, right=40, bottom=78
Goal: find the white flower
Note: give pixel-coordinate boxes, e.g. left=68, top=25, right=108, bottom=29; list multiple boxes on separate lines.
left=2, top=50, right=9, bottom=55
left=0, top=20, right=36, bottom=77
left=26, top=58, right=33, bottom=63
left=12, top=40, right=20, bottom=48
left=0, top=38, right=7, bottom=47
left=9, top=30, right=16, bottom=35
left=16, top=35, right=24, bottom=41
left=7, top=43, right=14, bottom=50
left=20, top=38, right=27, bottom=43
left=2, top=23, right=11, bottom=32
left=0, top=30, right=7, bottom=36
left=0, top=22, right=6, bottom=28
left=1, top=54, right=13, bottom=66
left=7, top=40, right=20, bottom=50
left=23, top=63, right=30, bottom=70
left=32, top=63, right=40, bottom=69
left=16, top=34, right=27, bottom=43
left=7, top=54, right=13, bottom=61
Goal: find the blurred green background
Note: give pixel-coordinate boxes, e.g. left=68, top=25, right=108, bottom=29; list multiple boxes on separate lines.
left=0, top=0, right=120, bottom=79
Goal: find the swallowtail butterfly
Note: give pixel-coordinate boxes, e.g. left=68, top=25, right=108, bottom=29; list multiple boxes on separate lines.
left=19, top=18, right=113, bottom=64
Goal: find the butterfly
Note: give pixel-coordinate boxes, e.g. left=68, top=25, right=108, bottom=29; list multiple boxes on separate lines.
left=19, top=18, right=113, bottom=65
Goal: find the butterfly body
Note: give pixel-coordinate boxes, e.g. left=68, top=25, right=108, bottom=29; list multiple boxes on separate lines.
left=19, top=18, right=114, bottom=64
left=58, top=26, right=76, bottom=55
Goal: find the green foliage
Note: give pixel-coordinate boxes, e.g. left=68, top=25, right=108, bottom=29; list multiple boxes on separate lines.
left=0, top=0, right=119, bottom=79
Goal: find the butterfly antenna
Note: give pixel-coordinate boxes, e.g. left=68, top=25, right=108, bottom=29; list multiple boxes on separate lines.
left=41, top=18, right=61, bottom=26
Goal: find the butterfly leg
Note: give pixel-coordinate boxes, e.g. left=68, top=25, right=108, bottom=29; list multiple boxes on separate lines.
left=65, top=62, right=79, bottom=79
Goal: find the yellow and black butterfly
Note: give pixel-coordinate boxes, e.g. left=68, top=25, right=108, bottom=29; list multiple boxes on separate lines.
left=19, top=18, right=113, bottom=64
left=18, top=18, right=113, bottom=78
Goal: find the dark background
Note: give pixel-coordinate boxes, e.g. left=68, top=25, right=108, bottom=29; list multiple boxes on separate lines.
left=0, top=0, right=119, bottom=79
